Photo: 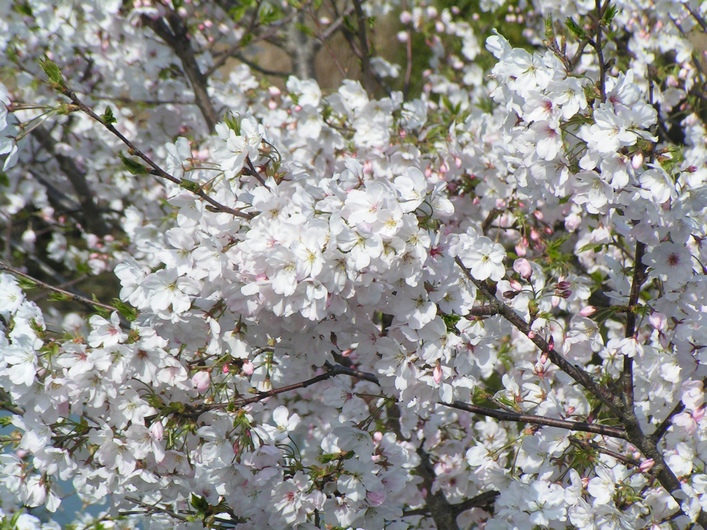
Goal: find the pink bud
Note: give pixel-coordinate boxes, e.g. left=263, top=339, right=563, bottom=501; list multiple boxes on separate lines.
left=513, top=258, right=532, bottom=279
left=631, top=152, right=644, bottom=169
left=580, top=306, right=597, bottom=317
left=150, top=421, right=164, bottom=441
left=433, top=363, right=443, bottom=384
left=639, top=459, right=655, bottom=472
left=222, top=364, right=230, bottom=374
left=192, top=371, right=211, bottom=393
left=242, top=360, right=254, bottom=376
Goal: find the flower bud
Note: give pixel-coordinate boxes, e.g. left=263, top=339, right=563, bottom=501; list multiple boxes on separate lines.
left=192, top=371, right=211, bottom=393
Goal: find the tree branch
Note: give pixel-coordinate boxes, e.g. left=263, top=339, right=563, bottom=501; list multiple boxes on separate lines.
left=0, top=260, right=119, bottom=314
left=454, top=257, right=622, bottom=415
left=140, top=11, right=219, bottom=132
left=415, top=447, right=459, bottom=530
left=621, top=241, right=647, bottom=409
left=443, top=401, right=627, bottom=439
left=351, top=0, right=375, bottom=95
left=55, top=86, right=253, bottom=220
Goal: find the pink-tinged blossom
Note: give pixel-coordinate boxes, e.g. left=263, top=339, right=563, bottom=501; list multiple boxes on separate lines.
left=270, top=471, right=322, bottom=526
left=644, top=242, right=694, bottom=288
left=87, top=312, right=127, bottom=348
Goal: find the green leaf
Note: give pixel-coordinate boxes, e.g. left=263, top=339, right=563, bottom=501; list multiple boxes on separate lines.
left=603, top=3, right=618, bottom=25
left=295, top=22, right=315, bottom=38
left=230, top=5, right=248, bottom=21
left=119, top=152, right=150, bottom=175
left=16, top=276, right=36, bottom=291
left=48, top=291, right=71, bottom=302
left=565, top=18, right=586, bottom=39
left=179, top=178, right=201, bottom=193
left=441, top=312, right=461, bottom=332
left=190, top=494, right=209, bottom=514
left=39, top=57, right=64, bottom=87
left=102, top=106, right=117, bottom=125
left=13, top=1, right=32, bottom=17
left=544, top=16, right=554, bottom=41
left=112, top=299, right=138, bottom=322
left=259, top=4, right=283, bottom=25
left=223, top=112, right=242, bottom=134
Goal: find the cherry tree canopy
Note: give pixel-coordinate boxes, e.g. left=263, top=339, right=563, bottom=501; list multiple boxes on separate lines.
left=2, top=0, right=707, bottom=528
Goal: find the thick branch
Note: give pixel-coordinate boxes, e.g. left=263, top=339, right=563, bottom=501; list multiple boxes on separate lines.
left=282, top=10, right=318, bottom=80
left=351, top=0, right=375, bottom=95
left=455, top=257, right=706, bottom=525
left=140, top=11, right=219, bottom=132
left=454, top=257, right=621, bottom=415
left=415, top=447, right=459, bottom=530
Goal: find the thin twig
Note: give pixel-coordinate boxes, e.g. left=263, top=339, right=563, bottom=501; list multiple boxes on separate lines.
left=621, top=241, right=646, bottom=409
left=568, top=436, right=645, bottom=469
left=55, top=86, right=253, bottom=219
left=207, top=363, right=379, bottom=411
left=0, top=261, right=118, bottom=313
left=444, top=401, right=627, bottom=439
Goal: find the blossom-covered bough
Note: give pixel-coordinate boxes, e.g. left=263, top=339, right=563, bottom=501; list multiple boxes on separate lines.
left=1, top=0, right=707, bottom=528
